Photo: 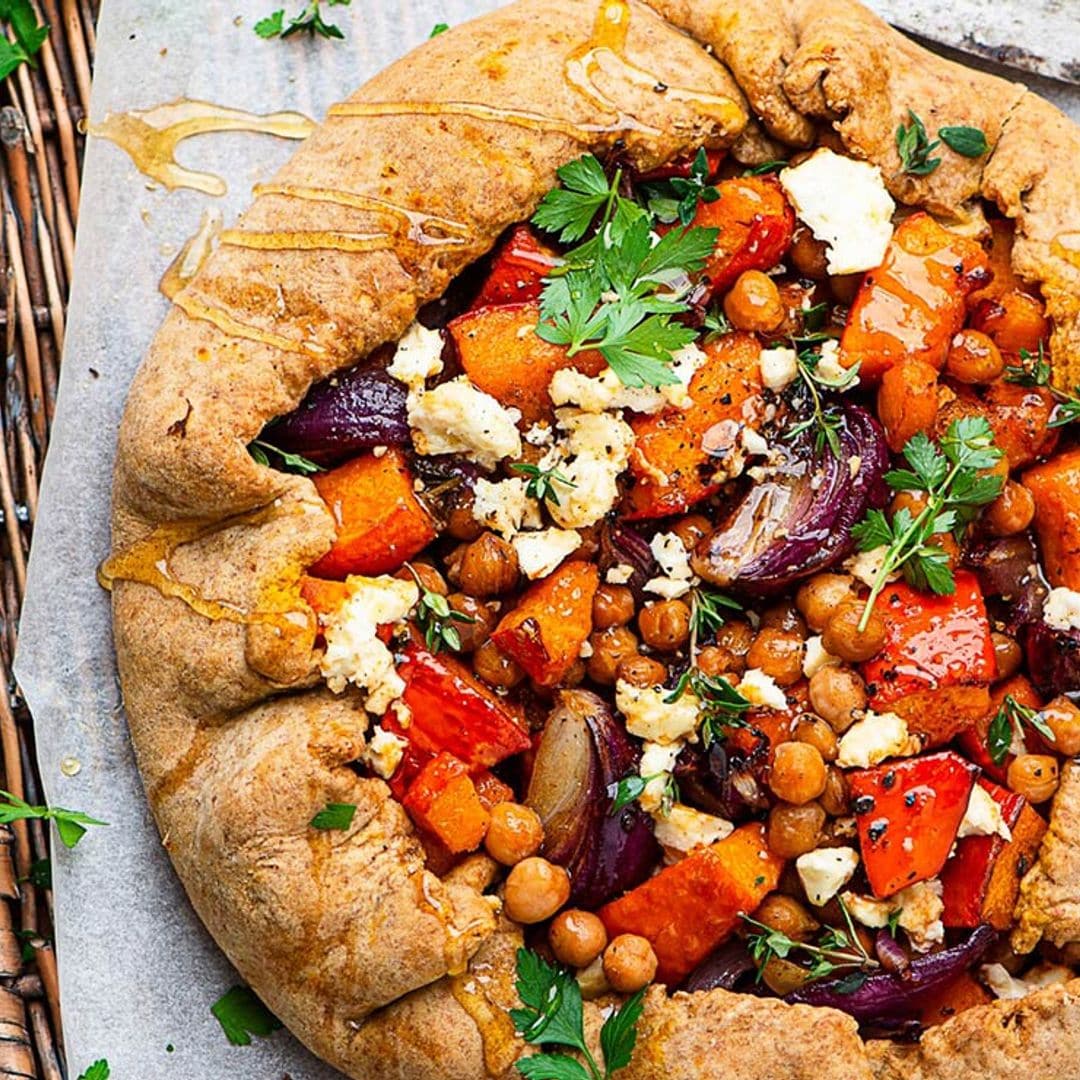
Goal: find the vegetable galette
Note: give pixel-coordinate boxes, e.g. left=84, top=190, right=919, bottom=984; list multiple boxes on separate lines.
left=104, top=0, right=1080, bottom=1077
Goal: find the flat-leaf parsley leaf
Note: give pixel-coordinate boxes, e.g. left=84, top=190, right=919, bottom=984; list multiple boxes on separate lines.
left=211, top=985, right=282, bottom=1047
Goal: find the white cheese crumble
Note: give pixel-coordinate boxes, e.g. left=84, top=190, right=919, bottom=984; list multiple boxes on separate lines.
left=524, top=421, right=554, bottom=447
left=407, top=376, right=522, bottom=468
left=606, top=563, right=635, bottom=585
left=759, top=347, right=799, bottom=391
left=471, top=477, right=540, bottom=538
left=644, top=531, right=696, bottom=599
left=981, top=963, right=1073, bottom=1000
left=512, top=527, right=581, bottom=579
left=803, top=634, right=840, bottom=678
left=836, top=710, right=921, bottom=768
left=797, top=846, right=859, bottom=906
left=361, top=724, right=408, bottom=779
left=652, top=803, right=733, bottom=855
left=386, top=320, right=445, bottom=389
left=638, top=740, right=683, bottom=813
left=321, top=575, right=418, bottom=713
left=616, top=680, right=700, bottom=744
left=958, top=784, right=1012, bottom=841
left=816, top=340, right=857, bottom=390
left=737, top=668, right=788, bottom=712
left=780, top=148, right=895, bottom=275
left=844, top=545, right=899, bottom=588
left=1044, top=586, right=1080, bottom=631
left=841, top=880, right=945, bottom=952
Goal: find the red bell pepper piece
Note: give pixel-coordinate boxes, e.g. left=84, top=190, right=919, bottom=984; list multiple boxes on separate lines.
left=471, top=225, right=561, bottom=309
left=392, top=641, right=531, bottom=769
left=598, top=822, right=783, bottom=985
left=940, top=778, right=1047, bottom=930
left=955, top=674, right=1043, bottom=785
left=861, top=572, right=995, bottom=747
left=402, top=752, right=490, bottom=854
left=848, top=751, right=978, bottom=898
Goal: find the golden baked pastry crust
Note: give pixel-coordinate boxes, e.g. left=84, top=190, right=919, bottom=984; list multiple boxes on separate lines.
left=108, top=0, right=1080, bottom=1076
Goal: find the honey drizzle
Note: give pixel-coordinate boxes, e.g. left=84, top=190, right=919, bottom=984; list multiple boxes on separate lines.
left=219, top=228, right=393, bottom=254
left=171, top=289, right=328, bottom=356
left=89, top=98, right=316, bottom=195
left=159, top=208, right=223, bottom=300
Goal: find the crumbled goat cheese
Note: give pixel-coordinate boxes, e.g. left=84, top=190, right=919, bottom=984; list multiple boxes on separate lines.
left=407, top=376, right=522, bottom=468
left=638, top=740, right=683, bottom=813
left=321, top=575, right=418, bottom=713
left=361, top=724, right=408, bottom=779
left=958, top=783, right=1012, bottom=841
left=816, top=340, right=856, bottom=390
left=652, top=804, right=733, bottom=854
left=844, top=545, right=899, bottom=588
left=797, top=846, right=859, bottom=906
left=524, top=421, right=554, bottom=447
left=386, top=320, right=445, bottom=388
left=803, top=634, right=840, bottom=678
left=759, top=347, right=799, bottom=391
left=543, top=408, right=635, bottom=529
left=606, top=563, right=635, bottom=585
left=512, top=527, right=581, bottom=579
left=836, top=710, right=921, bottom=768
left=780, top=149, right=895, bottom=275
left=471, top=477, right=539, bottom=538
left=644, top=531, right=696, bottom=599
left=737, top=668, right=788, bottom=711
left=981, top=963, right=1073, bottom=1000
left=616, top=680, right=700, bottom=744
left=1044, top=586, right=1080, bottom=631
left=842, top=880, right=945, bottom=952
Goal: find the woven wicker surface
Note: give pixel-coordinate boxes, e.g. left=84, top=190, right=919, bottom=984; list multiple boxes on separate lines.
left=0, top=2, right=98, bottom=1077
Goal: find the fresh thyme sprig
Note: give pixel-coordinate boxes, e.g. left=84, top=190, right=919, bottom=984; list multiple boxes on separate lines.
left=1005, top=343, right=1080, bottom=428
left=249, top=440, right=323, bottom=475
left=896, top=111, right=988, bottom=176
left=665, top=669, right=752, bottom=748
left=688, top=587, right=743, bottom=650
left=987, top=693, right=1056, bottom=765
left=510, top=461, right=577, bottom=506
left=850, top=417, right=1004, bottom=629
left=609, top=772, right=678, bottom=816
left=512, top=948, right=645, bottom=1080
left=786, top=345, right=859, bottom=457
left=407, top=564, right=476, bottom=653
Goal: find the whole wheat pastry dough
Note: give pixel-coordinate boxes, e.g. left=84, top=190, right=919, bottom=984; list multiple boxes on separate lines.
left=108, top=0, right=1080, bottom=1076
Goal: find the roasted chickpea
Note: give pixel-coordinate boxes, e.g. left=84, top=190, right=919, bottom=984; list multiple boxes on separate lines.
left=723, top=270, right=785, bottom=333
left=985, top=481, right=1035, bottom=537
left=796, top=573, right=858, bottom=633
left=446, top=495, right=484, bottom=541
left=398, top=562, right=447, bottom=595
left=746, top=628, right=806, bottom=687
left=796, top=715, right=839, bottom=762
left=789, top=223, right=829, bottom=280
left=1042, top=697, right=1080, bottom=756
left=592, top=584, right=636, bottom=629
left=808, top=665, right=867, bottom=732
left=638, top=599, right=691, bottom=652
left=945, top=329, right=1005, bottom=385
left=769, top=742, right=827, bottom=804
left=447, top=593, right=499, bottom=653
left=670, top=513, right=713, bottom=552
left=760, top=601, right=807, bottom=635
left=767, top=801, right=827, bottom=858
left=1007, top=754, right=1060, bottom=804
left=753, top=894, right=820, bottom=942
left=616, top=654, right=668, bottom=688
left=549, top=909, right=608, bottom=969
left=696, top=644, right=743, bottom=677
left=714, top=619, right=754, bottom=658
left=991, top=631, right=1023, bottom=681
left=504, top=857, right=571, bottom=924
left=473, top=639, right=525, bottom=689
left=587, top=626, right=639, bottom=685
left=485, top=803, right=544, bottom=866
left=456, top=532, right=519, bottom=597
left=822, top=602, right=887, bottom=662
left=602, top=934, right=658, bottom=993
left=819, top=766, right=850, bottom=817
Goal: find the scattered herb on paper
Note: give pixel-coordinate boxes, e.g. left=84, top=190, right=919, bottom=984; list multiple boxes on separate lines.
left=76, top=1062, right=110, bottom=1080
left=0, top=0, right=49, bottom=80
left=211, top=985, right=283, bottom=1047
left=0, top=791, right=106, bottom=848
left=255, top=0, right=350, bottom=40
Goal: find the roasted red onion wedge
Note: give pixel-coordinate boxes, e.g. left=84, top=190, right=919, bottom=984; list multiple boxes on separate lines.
left=692, top=404, right=888, bottom=593
left=526, top=689, right=659, bottom=909
left=1022, top=620, right=1080, bottom=700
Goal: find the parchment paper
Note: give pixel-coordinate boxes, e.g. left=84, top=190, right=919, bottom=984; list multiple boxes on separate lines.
left=12, top=2, right=1080, bottom=1078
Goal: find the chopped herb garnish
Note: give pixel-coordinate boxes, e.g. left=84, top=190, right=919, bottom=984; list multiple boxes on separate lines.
left=609, top=773, right=652, bottom=813
left=987, top=694, right=1055, bottom=766
left=532, top=154, right=718, bottom=389
left=407, top=564, right=476, bottom=653
left=510, top=461, right=577, bottom=506
left=938, top=125, right=988, bottom=158
left=512, top=948, right=644, bottom=1080
left=642, top=147, right=719, bottom=226
left=895, top=109, right=941, bottom=177
left=255, top=0, right=350, bottom=40
left=886, top=908, right=902, bottom=937
left=702, top=303, right=732, bottom=342
left=1005, top=343, right=1080, bottom=428
left=429, top=21, right=449, bottom=36
left=743, top=906, right=878, bottom=985
left=249, top=440, right=323, bottom=475
left=309, top=802, right=356, bottom=830
left=688, top=587, right=742, bottom=645
left=851, top=417, right=1004, bottom=628
left=0, top=0, right=49, bottom=79
left=0, top=791, right=106, bottom=849
left=786, top=345, right=858, bottom=457
left=211, top=986, right=283, bottom=1047
left=76, top=1063, right=110, bottom=1080
left=743, top=160, right=787, bottom=176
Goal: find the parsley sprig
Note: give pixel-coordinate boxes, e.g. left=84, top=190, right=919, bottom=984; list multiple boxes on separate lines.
left=211, top=985, right=282, bottom=1046
left=76, top=1064, right=109, bottom=1080
left=0, top=0, right=48, bottom=79
left=641, top=148, right=719, bottom=226
left=407, top=565, right=476, bottom=653
left=851, top=417, right=1004, bottom=629
left=0, top=790, right=106, bottom=849
left=987, top=694, right=1055, bottom=765
left=512, top=948, right=644, bottom=1080
left=1005, top=343, right=1080, bottom=428
left=249, top=440, right=323, bottom=475
left=511, top=461, right=577, bottom=506
left=532, top=154, right=718, bottom=389
left=255, top=0, right=350, bottom=40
